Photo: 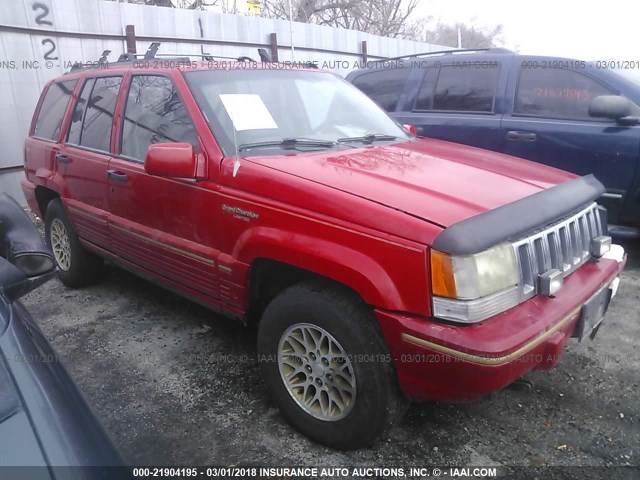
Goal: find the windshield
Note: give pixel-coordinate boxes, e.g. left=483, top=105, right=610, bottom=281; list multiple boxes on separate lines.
left=185, top=69, right=411, bottom=156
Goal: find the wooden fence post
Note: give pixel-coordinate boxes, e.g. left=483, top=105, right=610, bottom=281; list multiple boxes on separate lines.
left=125, top=25, right=137, bottom=54
left=270, top=32, right=279, bottom=62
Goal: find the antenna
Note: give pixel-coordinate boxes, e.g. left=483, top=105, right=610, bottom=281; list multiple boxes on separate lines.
left=288, top=0, right=295, bottom=61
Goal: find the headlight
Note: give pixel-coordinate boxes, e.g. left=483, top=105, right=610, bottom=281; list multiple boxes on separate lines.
left=431, top=243, right=518, bottom=300
left=430, top=243, right=520, bottom=323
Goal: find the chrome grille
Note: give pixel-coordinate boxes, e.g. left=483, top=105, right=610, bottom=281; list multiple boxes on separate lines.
left=512, top=202, right=603, bottom=301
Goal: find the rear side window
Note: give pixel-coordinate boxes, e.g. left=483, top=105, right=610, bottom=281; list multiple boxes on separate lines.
left=79, top=76, right=122, bottom=152
left=515, top=68, right=615, bottom=120
left=66, top=78, right=95, bottom=145
left=351, top=69, right=411, bottom=112
left=416, top=65, right=500, bottom=112
left=121, top=75, right=197, bottom=161
left=33, top=80, right=77, bottom=141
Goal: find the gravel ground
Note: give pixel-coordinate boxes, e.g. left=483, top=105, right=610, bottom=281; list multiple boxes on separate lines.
left=21, top=226, right=640, bottom=475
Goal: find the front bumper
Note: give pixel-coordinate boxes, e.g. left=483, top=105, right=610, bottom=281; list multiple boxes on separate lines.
left=376, top=247, right=626, bottom=402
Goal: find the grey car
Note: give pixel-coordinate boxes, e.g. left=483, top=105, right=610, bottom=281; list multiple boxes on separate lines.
left=0, top=193, right=127, bottom=479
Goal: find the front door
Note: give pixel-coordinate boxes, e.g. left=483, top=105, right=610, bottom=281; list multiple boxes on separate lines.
left=107, top=74, right=220, bottom=301
left=394, top=57, right=509, bottom=153
left=501, top=62, right=640, bottom=223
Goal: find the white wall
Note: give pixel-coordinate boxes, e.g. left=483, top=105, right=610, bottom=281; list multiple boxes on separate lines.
left=0, top=0, right=444, bottom=202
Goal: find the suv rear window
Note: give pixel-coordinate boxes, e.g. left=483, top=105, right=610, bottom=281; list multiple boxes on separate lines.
left=415, top=65, right=500, bottom=112
left=351, top=69, right=411, bottom=112
left=33, top=80, right=77, bottom=141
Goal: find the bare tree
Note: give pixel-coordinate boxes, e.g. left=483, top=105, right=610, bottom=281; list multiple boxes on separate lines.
left=108, top=0, right=227, bottom=10
left=261, top=0, right=419, bottom=38
left=108, top=0, right=501, bottom=47
left=417, top=20, right=504, bottom=48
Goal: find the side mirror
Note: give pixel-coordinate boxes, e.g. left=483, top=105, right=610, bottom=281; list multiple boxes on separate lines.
left=0, top=257, right=56, bottom=301
left=589, top=95, right=632, bottom=120
left=403, top=124, right=417, bottom=136
left=144, top=143, right=197, bottom=179
left=0, top=194, right=57, bottom=301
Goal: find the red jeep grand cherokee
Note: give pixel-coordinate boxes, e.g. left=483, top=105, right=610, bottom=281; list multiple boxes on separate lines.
left=22, top=50, right=626, bottom=449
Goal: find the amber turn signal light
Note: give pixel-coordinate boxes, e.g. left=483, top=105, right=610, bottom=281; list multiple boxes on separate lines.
left=430, top=249, right=457, bottom=298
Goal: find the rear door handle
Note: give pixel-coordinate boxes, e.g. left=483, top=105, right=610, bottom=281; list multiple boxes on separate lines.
left=507, top=131, right=537, bottom=142
left=107, top=170, right=129, bottom=183
left=55, top=154, right=71, bottom=164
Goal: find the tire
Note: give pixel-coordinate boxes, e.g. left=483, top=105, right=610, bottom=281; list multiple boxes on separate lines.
left=44, top=198, right=103, bottom=288
left=257, top=280, right=407, bottom=449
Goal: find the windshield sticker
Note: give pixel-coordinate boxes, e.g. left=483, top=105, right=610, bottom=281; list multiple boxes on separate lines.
left=219, top=94, right=278, bottom=131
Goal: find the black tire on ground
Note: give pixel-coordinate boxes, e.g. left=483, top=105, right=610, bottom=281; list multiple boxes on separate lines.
left=257, top=280, right=408, bottom=450
left=44, top=198, right=103, bottom=288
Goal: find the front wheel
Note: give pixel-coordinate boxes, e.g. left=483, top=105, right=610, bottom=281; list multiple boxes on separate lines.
left=257, top=281, right=407, bottom=449
left=44, top=198, right=103, bottom=288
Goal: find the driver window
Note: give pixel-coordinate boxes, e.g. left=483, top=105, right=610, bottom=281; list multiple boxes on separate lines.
left=515, top=68, right=615, bottom=120
left=121, top=75, right=198, bottom=161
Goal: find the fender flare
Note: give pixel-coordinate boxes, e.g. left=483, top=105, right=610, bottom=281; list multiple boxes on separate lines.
left=233, top=227, right=405, bottom=311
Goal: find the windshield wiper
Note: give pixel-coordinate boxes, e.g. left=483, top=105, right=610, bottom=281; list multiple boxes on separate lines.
left=237, top=138, right=337, bottom=152
left=337, top=133, right=401, bottom=145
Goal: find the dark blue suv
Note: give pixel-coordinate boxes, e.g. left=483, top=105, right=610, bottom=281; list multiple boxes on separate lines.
left=346, top=49, right=640, bottom=234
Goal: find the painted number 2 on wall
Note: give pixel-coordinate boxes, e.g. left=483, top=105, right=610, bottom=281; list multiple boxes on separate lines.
left=32, top=2, right=58, bottom=60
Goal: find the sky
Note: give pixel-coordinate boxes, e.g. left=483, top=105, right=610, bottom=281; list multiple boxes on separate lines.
left=414, top=0, right=638, bottom=61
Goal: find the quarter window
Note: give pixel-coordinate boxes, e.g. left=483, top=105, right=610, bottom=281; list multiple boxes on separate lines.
left=415, top=65, right=499, bottom=112
left=351, top=69, right=411, bottom=112
left=121, top=75, right=198, bottom=161
left=33, top=80, right=77, bottom=141
left=515, top=68, right=614, bottom=120
left=79, top=76, right=122, bottom=152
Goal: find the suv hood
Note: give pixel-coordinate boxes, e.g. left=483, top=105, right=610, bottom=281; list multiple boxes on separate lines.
left=245, top=138, right=577, bottom=228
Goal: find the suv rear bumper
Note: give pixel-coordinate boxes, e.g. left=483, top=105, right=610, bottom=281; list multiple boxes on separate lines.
left=376, top=251, right=626, bottom=402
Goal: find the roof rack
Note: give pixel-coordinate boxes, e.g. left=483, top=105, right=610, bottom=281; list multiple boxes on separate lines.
left=66, top=42, right=319, bottom=74
left=126, top=42, right=259, bottom=62
left=66, top=43, right=258, bottom=73
left=381, top=47, right=513, bottom=62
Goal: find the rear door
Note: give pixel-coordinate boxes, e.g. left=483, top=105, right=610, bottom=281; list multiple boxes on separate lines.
left=392, top=55, right=512, bottom=152
left=25, top=79, right=77, bottom=204
left=107, top=73, right=221, bottom=302
left=501, top=58, right=640, bottom=223
left=56, top=76, right=123, bottom=249
left=349, top=67, right=412, bottom=113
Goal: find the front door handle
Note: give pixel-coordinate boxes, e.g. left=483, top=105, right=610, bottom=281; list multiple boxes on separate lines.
left=55, top=154, right=71, bottom=164
left=507, top=131, right=537, bottom=142
left=107, top=170, right=129, bottom=183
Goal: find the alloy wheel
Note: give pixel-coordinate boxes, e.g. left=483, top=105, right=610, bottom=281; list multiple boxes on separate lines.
left=50, top=218, right=72, bottom=271
left=277, top=323, right=356, bottom=421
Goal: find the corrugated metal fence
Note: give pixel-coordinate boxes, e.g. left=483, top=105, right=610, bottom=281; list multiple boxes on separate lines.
left=0, top=0, right=442, bottom=201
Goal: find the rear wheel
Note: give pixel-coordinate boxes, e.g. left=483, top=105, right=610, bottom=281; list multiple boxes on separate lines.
left=44, top=198, right=103, bottom=287
left=257, top=280, right=407, bottom=449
